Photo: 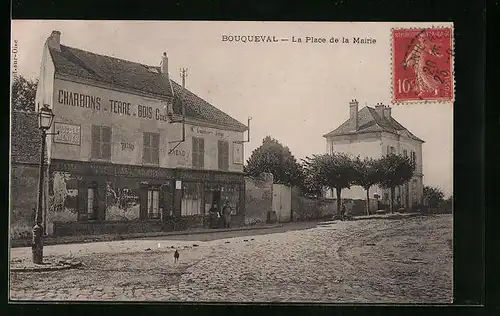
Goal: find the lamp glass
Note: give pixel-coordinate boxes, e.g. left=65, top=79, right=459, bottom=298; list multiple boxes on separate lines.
left=38, top=106, right=54, bottom=130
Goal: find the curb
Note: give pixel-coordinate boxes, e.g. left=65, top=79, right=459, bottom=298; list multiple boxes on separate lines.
left=10, top=261, right=83, bottom=273
left=10, top=224, right=285, bottom=248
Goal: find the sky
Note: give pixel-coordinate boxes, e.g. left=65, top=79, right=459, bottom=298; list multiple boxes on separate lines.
left=11, top=20, right=454, bottom=197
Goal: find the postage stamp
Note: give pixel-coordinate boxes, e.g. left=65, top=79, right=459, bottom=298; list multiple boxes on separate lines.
left=392, top=27, right=454, bottom=103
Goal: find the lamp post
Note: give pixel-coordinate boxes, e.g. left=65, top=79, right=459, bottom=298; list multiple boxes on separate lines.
left=32, top=104, right=54, bottom=264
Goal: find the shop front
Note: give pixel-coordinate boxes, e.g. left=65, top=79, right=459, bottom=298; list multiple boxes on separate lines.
left=47, top=159, right=244, bottom=237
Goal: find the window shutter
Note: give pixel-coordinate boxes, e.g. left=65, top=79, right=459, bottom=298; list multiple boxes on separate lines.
left=218, top=140, right=223, bottom=169
left=152, top=133, right=159, bottom=164
left=143, top=133, right=149, bottom=163
left=199, top=138, right=205, bottom=168
left=91, top=125, right=100, bottom=158
left=139, top=184, right=149, bottom=220
left=192, top=137, right=198, bottom=167
left=224, top=142, right=229, bottom=169
left=77, top=179, right=88, bottom=220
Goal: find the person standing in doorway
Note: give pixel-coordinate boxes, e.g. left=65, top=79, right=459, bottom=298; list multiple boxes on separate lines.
left=222, top=199, right=232, bottom=228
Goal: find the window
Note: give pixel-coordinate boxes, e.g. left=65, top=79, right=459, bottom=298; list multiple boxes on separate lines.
left=412, top=151, right=417, bottom=164
left=143, top=132, right=160, bottom=164
left=87, top=186, right=97, bottom=220
left=92, top=125, right=112, bottom=160
left=390, top=146, right=396, bottom=154
left=181, top=182, right=203, bottom=216
left=218, top=140, right=229, bottom=170
left=147, top=187, right=160, bottom=219
left=386, top=145, right=390, bottom=156
left=403, top=149, right=408, bottom=157
left=192, top=137, right=205, bottom=168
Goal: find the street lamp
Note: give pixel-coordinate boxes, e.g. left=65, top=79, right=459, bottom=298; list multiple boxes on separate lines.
left=32, top=104, right=55, bottom=264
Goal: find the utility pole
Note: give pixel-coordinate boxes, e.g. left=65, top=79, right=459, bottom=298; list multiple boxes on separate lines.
left=180, top=68, right=188, bottom=88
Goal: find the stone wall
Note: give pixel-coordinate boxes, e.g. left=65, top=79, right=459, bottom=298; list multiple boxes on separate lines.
left=244, top=173, right=273, bottom=225
left=10, top=164, right=40, bottom=239
left=291, top=187, right=379, bottom=220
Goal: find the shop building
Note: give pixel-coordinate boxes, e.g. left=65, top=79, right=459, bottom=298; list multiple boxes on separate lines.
left=30, top=31, right=248, bottom=237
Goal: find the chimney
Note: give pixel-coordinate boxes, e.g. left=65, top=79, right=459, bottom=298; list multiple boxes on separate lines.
left=383, top=106, right=392, bottom=119
left=349, top=99, right=359, bottom=131
left=160, top=52, right=169, bottom=79
left=375, top=102, right=385, bottom=118
left=47, top=30, right=61, bottom=51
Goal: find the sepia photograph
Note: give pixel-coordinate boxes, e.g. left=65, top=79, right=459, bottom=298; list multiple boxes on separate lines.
left=10, top=20, right=454, bottom=303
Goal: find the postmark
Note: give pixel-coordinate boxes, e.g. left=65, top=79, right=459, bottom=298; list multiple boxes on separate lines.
left=392, top=27, right=454, bottom=103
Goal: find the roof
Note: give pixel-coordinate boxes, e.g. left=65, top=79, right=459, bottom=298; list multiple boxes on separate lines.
left=49, top=45, right=247, bottom=131
left=323, top=106, right=424, bottom=142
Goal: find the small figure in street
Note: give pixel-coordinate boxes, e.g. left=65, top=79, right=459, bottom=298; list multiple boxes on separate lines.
left=174, top=249, right=179, bottom=263
left=209, top=203, right=219, bottom=229
left=222, top=199, right=232, bottom=228
left=341, top=203, right=346, bottom=221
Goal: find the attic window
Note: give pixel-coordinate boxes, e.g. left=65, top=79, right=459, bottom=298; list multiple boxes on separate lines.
left=147, top=67, right=159, bottom=74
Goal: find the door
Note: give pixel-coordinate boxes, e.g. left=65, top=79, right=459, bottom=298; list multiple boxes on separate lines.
left=272, top=184, right=291, bottom=223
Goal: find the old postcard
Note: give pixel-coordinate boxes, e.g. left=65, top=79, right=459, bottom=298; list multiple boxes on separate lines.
left=10, top=21, right=453, bottom=303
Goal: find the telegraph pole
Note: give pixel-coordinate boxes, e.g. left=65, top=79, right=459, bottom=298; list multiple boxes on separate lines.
left=180, top=68, right=188, bottom=88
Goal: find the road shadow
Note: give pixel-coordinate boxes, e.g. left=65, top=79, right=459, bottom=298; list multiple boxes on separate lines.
left=351, top=212, right=425, bottom=221
left=141, top=222, right=319, bottom=242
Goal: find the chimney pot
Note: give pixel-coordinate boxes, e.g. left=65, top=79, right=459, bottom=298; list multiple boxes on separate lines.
left=349, top=98, right=359, bottom=131
left=160, top=52, right=169, bottom=79
left=47, top=30, right=61, bottom=51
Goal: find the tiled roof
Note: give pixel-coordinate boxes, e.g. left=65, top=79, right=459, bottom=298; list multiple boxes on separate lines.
left=323, top=106, right=424, bottom=142
left=11, top=111, right=44, bottom=164
left=49, top=45, right=247, bottom=132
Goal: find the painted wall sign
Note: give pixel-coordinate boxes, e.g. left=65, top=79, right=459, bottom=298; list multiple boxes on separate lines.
left=56, top=89, right=171, bottom=123
left=233, top=142, right=243, bottom=164
left=168, top=149, right=186, bottom=156
left=54, top=122, right=81, bottom=145
left=190, top=126, right=225, bottom=138
left=121, top=142, right=135, bottom=151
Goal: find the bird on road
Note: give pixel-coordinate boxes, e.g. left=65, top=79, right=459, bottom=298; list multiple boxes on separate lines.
left=174, top=249, right=179, bottom=263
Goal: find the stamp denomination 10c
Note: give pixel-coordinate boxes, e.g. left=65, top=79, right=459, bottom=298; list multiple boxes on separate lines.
left=392, top=27, right=454, bottom=103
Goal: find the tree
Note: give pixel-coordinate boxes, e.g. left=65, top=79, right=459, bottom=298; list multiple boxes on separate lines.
left=245, top=136, right=303, bottom=187
left=423, top=186, right=445, bottom=208
left=353, top=157, right=383, bottom=215
left=378, top=154, right=416, bottom=213
left=12, top=75, right=38, bottom=112
left=302, top=153, right=357, bottom=217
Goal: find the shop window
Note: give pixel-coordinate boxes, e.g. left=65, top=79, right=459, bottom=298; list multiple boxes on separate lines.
left=147, top=187, right=160, bottom=219
left=218, top=140, right=229, bottom=171
left=192, top=137, right=205, bottom=168
left=220, top=184, right=241, bottom=215
left=143, top=132, right=160, bottom=164
left=181, top=182, right=203, bottom=216
left=91, top=125, right=112, bottom=160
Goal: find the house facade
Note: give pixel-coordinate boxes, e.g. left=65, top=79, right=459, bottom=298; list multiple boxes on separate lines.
left=323, top=99, right=424, bottom=209
left=13, top=30, right=248, bottom=237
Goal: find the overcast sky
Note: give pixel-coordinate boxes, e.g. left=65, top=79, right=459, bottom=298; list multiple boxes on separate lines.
left=11, top=20, right=453, bottom=197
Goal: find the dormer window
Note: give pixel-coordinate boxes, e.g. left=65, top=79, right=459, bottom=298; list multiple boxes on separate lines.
left=147, top=67, right=159, bottom=74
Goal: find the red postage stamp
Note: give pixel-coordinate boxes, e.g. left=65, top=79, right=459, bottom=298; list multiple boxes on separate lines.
left=392, top=27, right=454, bottom=103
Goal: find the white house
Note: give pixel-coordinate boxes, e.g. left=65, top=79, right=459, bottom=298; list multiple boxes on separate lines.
left=323, top=99, right=424, bottom=209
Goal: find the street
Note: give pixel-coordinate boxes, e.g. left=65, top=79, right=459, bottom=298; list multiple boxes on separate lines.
left=10, top=214, right=453, bottom=303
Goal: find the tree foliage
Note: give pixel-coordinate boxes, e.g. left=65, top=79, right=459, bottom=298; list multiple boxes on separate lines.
left=377, top=154, right=416, bottom=212
left=423, top=186, right=445, bottom=208
left=12, top=75, right=38, bottom=112
left=302, top=153, right=358, bottom=216
left=245, top=136, right=303, bottom=187
left=353, top=157, right=384, bottom=215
